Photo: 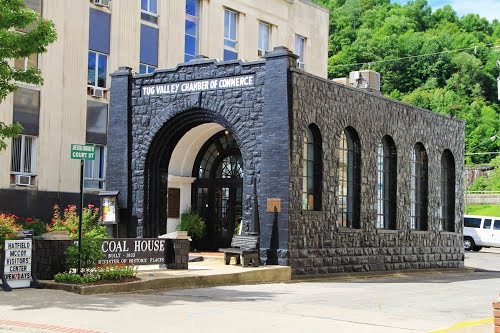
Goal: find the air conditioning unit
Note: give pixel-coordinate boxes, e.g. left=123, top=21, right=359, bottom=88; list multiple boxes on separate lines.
left=258, top=50, right=268, bottom=57
left=92, top=0, right=110, bottom=7
left=349, top=70, right=381, bottom=91
left=297, top=61, right=305, bottom=70
left=89, top=87, right=104, bottom=98
left=15, top=175, right=32, bottom=186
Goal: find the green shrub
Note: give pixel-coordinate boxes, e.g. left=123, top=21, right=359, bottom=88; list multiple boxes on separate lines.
left=0, top=213, right=20, bottom=250
left=20, top=217, right=47, bottom=236
left=97, top=264, right=137, bottom=280
left=177, top=210, right=206, bottom=240
left=54, top=264, right=137, bottom=284
left=54, top=272, right=99, bottom=284
left=65, top=235, right=105, bottom=272
left=50, top=204, right=108, bottom=271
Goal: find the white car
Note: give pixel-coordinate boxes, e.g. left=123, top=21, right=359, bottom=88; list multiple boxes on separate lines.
left=463, top=215, right=500, bottom=251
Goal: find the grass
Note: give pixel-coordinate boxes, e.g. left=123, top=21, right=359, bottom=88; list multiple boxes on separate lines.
left=465, top=204, right=500, bottom=217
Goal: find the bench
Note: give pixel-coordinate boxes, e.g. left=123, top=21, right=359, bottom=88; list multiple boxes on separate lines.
left=219, top=235, right=260, bottom=267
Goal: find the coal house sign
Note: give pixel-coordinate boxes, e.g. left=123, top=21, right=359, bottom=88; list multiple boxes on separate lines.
left=99, top=239, right=166, bottom=265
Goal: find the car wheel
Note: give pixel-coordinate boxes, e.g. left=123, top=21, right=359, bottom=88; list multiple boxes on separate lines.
left=472, top=246, right=482, bottom=252
left=463, top=237, right=475, bottom=251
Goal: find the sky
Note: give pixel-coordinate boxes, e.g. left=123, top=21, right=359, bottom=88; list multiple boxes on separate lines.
left=392, top=0, right=500, bottom=21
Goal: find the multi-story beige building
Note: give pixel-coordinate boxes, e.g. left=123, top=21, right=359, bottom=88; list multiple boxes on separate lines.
left=0, top=0, right=328, bottom=218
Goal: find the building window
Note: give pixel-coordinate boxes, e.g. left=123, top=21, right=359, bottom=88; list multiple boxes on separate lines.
left=13, top=88, right=40, bottom=136
left=295, top=35, right=305, bottom=69
left=223, top=9, right=238, bottom=61
left=139, top=63, right=156, bottom=74
left=18, top=0, right=42, bottom=33
left=88, top=51, right=107, bottom=88
left=302, top=124, right=322, bottom=211
left=258, top=22, right=270, bottom=57
left=84, top=145, right=106, bottom=189
left=15, top=53, right=38, bottom=71
left=185, top=0, right=199, bottom=62
left=338, top=127, right=361, bottom=228
left=11, top=135, right=37, bottom=175
left=440, top=150, right=455, bottom=232
left=377, top=135, right=397, bottom=229
left=141, top=0, right=158, bottom=23
left=86, top=100, right=108, bottom=145
left=140, top=24, right=159, bottom=72
left=410, top=143, right=428, bottom=230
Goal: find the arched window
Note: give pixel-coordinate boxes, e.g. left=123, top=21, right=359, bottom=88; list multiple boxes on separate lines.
left=441, top=150, right=455, bottom=232
left=302, top=124, right=322, bottom=210
left=377, top=135, right=397, bottom=229
left=410, top=143, right=428, bottom=230
left=337, top=127, right=361, bottom=228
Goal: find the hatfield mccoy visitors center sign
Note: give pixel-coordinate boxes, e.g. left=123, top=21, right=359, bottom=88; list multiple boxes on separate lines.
left=2, top=239, right=33, bottom=289
left=98, top=238, right=167, bottom=265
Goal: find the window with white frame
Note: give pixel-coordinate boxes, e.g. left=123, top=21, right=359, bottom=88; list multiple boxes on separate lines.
left=14, top=52, right=38, bottom=71
left=141, top=0, right=158, bottom=23
left=223, top=9, right=238, bottom=61
left=258, top=22, right=270, bottom=57
left=84, top=145, right=106, bottom=189
left=295, top=35, right=305, bottom=69
left=185, top=0, right=199, bottom=62
left=11, top=135, right=37, bottom=175
left=88, top=50, right=107, bottom=88
left=139, top=63, right=156, bottom=74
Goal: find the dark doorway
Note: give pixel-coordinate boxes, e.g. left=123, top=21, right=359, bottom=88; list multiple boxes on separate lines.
left=192, top=131, right=243, bottom=250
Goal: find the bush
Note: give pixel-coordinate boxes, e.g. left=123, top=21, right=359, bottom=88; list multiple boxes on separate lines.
left=54, top=264, right=137, bottom=284
left=177, top=210, right=206, bottom=240
left=50, top=204, right=107, bottom=238
left=50, top=204, right=108, bottom=271
left=20, top=217, right=47, bottom=236
left=0, top=213, right=20, bottom=250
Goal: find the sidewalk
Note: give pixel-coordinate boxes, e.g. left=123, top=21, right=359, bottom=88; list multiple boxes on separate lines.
left=38, top=254, right=292, bottom=295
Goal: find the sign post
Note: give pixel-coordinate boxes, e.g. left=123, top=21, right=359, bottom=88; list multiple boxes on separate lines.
left=71, top=144, right=96, bottom=275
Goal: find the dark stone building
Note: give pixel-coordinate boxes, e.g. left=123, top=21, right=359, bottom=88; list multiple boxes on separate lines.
left=108, top=47, right=464, bottom=276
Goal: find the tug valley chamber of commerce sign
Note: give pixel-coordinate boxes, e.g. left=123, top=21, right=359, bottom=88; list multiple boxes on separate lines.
left=141, top=74, right=255, bottom=97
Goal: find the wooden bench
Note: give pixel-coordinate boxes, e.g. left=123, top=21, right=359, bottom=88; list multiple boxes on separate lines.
left=219, top=235, right=260, bottom=267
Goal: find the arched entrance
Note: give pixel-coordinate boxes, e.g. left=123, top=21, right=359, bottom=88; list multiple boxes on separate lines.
left=191, top=131, right=243, bottom=250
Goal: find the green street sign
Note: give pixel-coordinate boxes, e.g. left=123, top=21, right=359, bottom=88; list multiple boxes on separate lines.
left=71, top=144, right=96, bottom=160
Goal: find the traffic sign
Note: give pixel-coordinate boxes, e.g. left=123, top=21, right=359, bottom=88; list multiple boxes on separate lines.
left=71, top=144, right=96, bottom=160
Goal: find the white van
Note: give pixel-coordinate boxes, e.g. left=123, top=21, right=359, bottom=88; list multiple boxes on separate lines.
left=463, top=215, right=500, bottom=251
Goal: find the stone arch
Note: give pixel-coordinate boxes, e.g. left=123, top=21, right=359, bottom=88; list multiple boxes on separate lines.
left=134, top=108, right=256, bottom=238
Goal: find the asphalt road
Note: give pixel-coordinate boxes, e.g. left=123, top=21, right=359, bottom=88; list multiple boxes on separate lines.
left=0, top=249, right=499, bottom=333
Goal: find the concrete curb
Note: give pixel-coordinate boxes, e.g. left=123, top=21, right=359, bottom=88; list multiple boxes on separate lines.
left=38, top=266, right=292, bottom=295
left=290, top=267, right=475, bottom=282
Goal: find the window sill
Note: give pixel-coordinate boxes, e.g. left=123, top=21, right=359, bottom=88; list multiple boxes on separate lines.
left=410, top=230, right=430, bottom=235
left=376, top=229, right=398, bottom=234
left=300, top=210, right=323, bottom=216
left=439, top=231, right=459, bottom=236
left=338, top=227, right=363, bottom=233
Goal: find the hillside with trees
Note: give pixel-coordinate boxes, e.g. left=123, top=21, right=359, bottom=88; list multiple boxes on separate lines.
left=312, top=0, right=499, bottom=164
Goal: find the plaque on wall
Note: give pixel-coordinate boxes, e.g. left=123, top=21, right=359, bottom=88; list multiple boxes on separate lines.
left=267, top=198, right=281, bottom=213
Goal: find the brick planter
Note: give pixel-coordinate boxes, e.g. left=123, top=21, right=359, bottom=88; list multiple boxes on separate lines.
left=494, top=300, right=500, bottom=333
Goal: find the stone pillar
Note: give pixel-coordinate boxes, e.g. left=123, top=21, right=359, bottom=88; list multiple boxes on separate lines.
left=108, top=67, right=133, bottom=237
left=260, top=47, right=298, bottom=265
left=32, top=232, right=73, bottom=280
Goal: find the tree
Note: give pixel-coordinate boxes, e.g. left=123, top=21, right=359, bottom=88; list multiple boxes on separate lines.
left=313, top=0, right=500, bottom=164
left=0, top=0, right=57, bottom=150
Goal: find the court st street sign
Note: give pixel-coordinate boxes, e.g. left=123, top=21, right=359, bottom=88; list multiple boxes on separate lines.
left=70, top=144, right=96, bottom=160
